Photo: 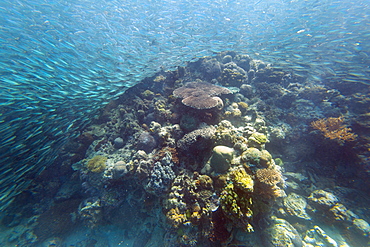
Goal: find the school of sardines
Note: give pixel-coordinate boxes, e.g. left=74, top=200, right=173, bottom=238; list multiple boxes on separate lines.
left=0, top=0, right=369, bottom=209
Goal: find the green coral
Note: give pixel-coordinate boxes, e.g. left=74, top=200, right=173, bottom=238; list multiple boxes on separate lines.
left=86, top=155, right=107, bottom=173
left=275, top=158, right=284, bottom=167
left=203, top=145, right=234, bottom=174
left=248, top=132, right=268, bottom=147
left=260, top=150, right=273, bottom=168
left=220, top=167, right=254, bottom=231
left=241, top=147, right=262, bottom=165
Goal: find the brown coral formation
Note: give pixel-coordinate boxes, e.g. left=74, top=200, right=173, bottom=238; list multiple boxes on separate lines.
left=311, top=116, right=357, bottom=142
left=255, top=168, right=286, bottom=199
left=256, top=168, right=282, bottom=186
left=173, top=81, right=231, bottom=109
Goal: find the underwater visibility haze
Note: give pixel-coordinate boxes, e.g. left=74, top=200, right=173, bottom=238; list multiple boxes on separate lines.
left=0, top=0, right=370, bottom=246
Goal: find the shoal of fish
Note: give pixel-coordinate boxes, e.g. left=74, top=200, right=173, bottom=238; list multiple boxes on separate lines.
left=0, top=0, right=369, bottom=210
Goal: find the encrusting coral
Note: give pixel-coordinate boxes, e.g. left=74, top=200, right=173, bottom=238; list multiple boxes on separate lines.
left=311, top=116, right=357, bottom=143
left=86, top=155, right=107, bottom=173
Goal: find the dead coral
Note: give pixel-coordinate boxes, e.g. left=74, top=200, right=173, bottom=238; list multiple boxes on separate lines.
left=173, top=80, right=231, bottom=109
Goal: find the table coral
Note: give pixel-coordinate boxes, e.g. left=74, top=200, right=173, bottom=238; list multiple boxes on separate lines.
left=173, top=80, right=231, bottom=110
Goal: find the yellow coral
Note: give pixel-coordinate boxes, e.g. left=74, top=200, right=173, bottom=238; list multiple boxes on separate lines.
left=229, top=167, right=254, bottom=192
left=237, top=102, right=249, bottom=109
left=86, top=156, right=107, bottom=173
left=154, top=75, right=166, bottom=82
left=219, top=166, right=254, bottom=229
left=166, top=207, right=186, bottom=228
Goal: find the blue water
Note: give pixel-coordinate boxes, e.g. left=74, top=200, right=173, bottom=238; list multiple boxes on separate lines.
left=0, top=0, right=369, bottom=246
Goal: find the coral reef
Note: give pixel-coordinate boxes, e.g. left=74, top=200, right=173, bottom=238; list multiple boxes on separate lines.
left=220, top=62, right=248, bottom=87
left=145, top=151, right=176, bottom=195
left=282, top=193, right=311, bottom=221
left=255, top=167, right=286, bottom=199
left=5, top=51, right=369, bottom=247
left=163, top=172, right=216, bottom=242
left=262, top=216, right=304, bottom=247
left=308, top=190, right=370, bottom=245
left=137, top=131, right=157, bottom=153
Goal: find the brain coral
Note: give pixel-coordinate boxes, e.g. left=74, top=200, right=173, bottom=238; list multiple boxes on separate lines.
left=173, top=81, right=231, bottom=109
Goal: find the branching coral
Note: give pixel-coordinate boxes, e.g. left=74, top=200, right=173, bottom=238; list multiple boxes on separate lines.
left=311, top=116, right=357, bottom=142
left=255, top=168, right=286, bottom=199
left=256, top=168, right=282, bottom=186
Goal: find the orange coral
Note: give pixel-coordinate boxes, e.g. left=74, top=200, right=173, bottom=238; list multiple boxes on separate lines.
left=311, top=116, right=357, bottom=142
